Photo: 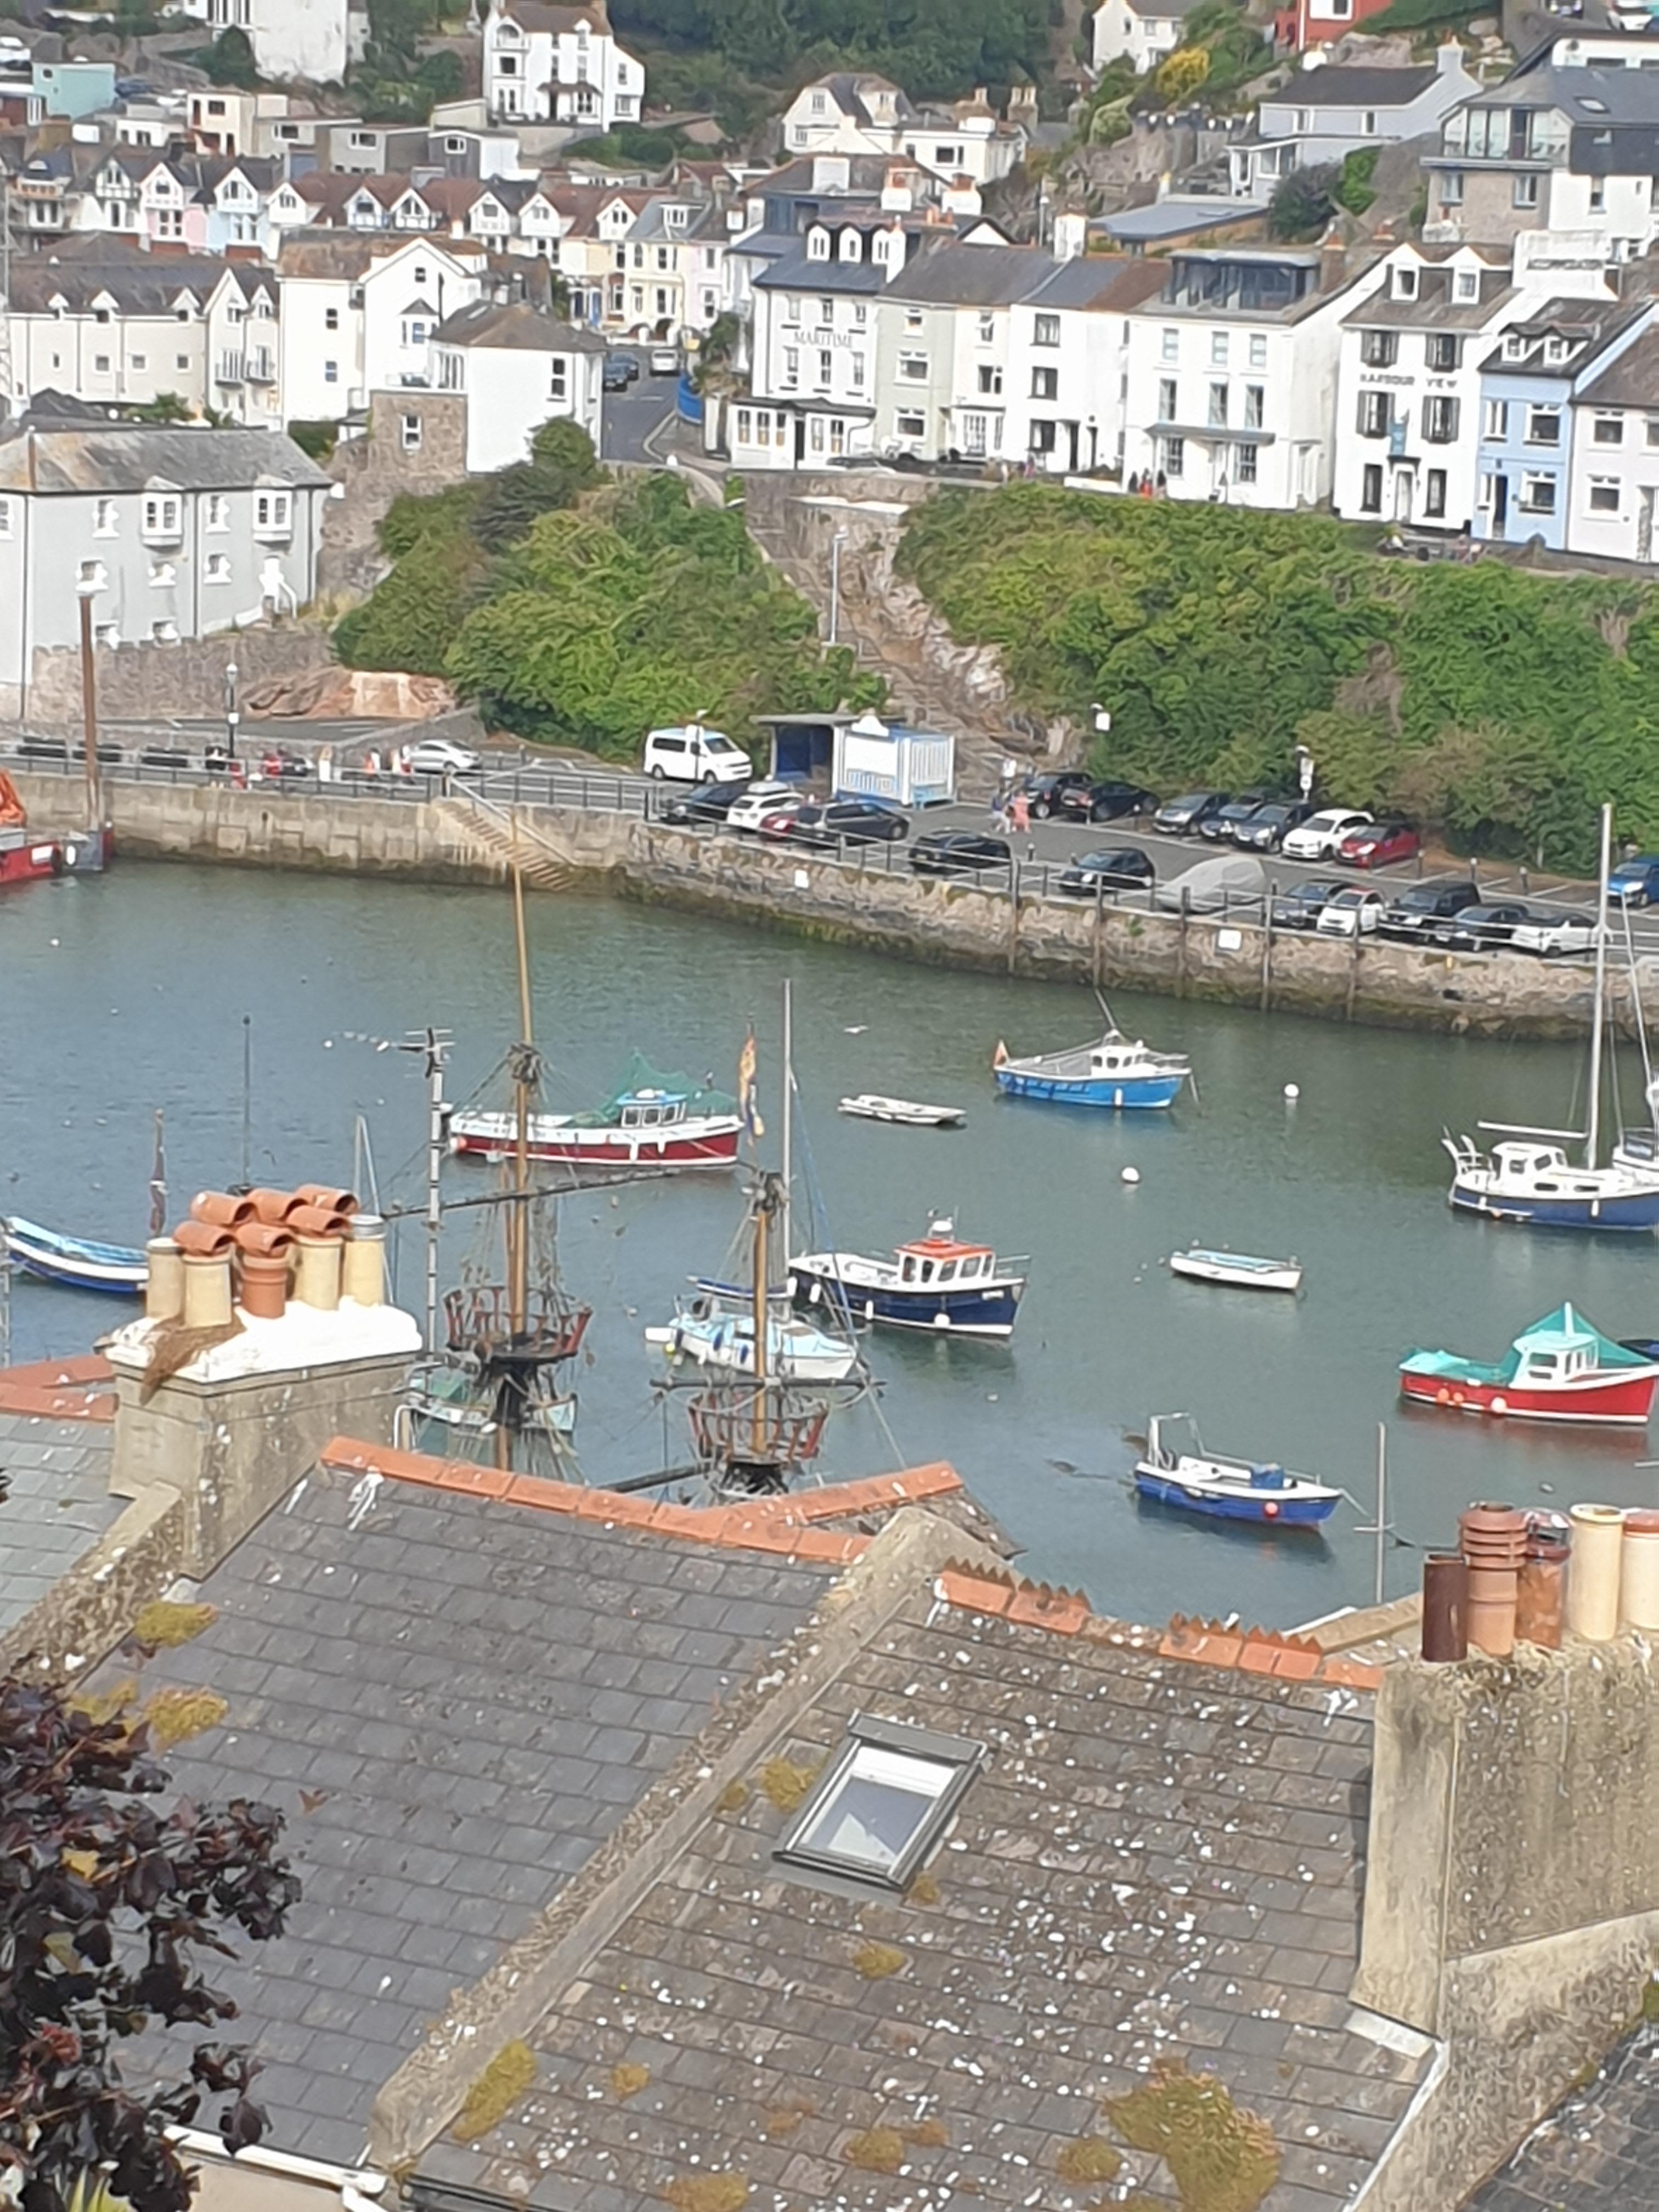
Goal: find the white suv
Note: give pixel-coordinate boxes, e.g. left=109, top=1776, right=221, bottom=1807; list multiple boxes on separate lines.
left=642, top=725, right=752, bottom=785
left=1280, top=808, right=1373, bottom=862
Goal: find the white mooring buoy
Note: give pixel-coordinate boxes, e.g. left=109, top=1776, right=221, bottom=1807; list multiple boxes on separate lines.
left=1121, top=1166, right=1141, bottom=1186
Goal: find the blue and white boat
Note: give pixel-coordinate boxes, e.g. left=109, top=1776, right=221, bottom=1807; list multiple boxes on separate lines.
left=645, top=1281, right=859, bottom=1383
left=3, top=1216, right=147, bottom=1295
left=789, top=1216, right=1027, bottom=1339
left=993, top=1024, right=1189, bottom=1111
left=1133, top=1414, right=1340, bottom=1527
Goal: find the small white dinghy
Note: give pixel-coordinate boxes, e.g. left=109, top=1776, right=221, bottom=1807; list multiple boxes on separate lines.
left=1169, top=1247, right=1303, bottom=1294
left=838, top=1094, right=966, bottom=1128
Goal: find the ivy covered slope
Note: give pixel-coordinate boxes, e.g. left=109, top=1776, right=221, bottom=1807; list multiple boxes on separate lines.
left=335, top=432, right=881, bottom=759
left=898, top=486, right=1659, bottom=871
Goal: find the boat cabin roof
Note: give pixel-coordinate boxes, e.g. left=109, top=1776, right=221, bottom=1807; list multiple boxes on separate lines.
left=898, top=1237, right=992, bottom=1261
left=1510, top=1302, right=1647, bottom=1371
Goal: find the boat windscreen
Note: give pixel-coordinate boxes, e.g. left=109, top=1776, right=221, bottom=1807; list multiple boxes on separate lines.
left=592, top=1050, right=737, bottom=1126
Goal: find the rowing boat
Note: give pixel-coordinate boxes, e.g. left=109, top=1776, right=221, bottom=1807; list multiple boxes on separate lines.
left=1169, top=1248, right=1302, bottom=1294
left=838, top=1094, right=965, bottom=1127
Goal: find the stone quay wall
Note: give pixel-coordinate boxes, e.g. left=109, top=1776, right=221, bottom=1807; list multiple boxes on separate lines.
left=13, top=769, right=1637, bottom=1041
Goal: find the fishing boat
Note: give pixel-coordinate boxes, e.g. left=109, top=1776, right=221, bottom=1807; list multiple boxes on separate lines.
left=2, top=1216, right=146, bottom=1295
left=1443, top=805, right=1659, bottom=1232
left=449, top=1053, right=742, bottom=1176
left=646, top=1284, right=859, bottom=1383
left=789, top=1215, right=1026, bottom=1339
left=838, top=1094, right=966, bottom=1128
left=1399, top=1302, right=1659, bottom=1426
left=1133, top=1414, right=1340, bottom=1526
left=1169, top=1248, right=1302, bottom=1294
left=992, top=1011, right=1189, bottom=1111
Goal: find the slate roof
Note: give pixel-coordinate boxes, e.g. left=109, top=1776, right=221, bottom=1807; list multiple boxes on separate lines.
left=433, top=299, right=605, bottom=351
left=754, top=246, right=888, bottom=295
left=106, top=1470, right=839, bottom=2164
left=500, top=0, right=614, bottom=28
left=883, top=240, right=1059, bottom=308
left=1098, top=197, right=1264, bottom=244
left=1479, top=296, right=1650, bottom=377
left=0, top=425, right=329, bottom=495
left=419, top=1573, right=1425, bottom=2212
left=1465, top=2017, right=1659, bottom=2210
left=1273, top=63, right=1438, bottom=107
left=1576, top=323, right=1659, bottom=408
left=0, top=1408, right=119, bottom=1640
left=1343, top=263, right=1514, bottom=331
left=1029, top=253, right=1171, bottom=312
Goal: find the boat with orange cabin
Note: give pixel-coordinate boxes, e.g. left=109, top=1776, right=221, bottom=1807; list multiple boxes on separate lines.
left=787, top=1214, right=1027, bottom=1339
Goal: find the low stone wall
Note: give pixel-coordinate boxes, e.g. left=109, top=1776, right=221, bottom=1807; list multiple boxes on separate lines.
left=27, top=623, right=336, bottom=726
left=14, top=770, right=1635, bottom=1040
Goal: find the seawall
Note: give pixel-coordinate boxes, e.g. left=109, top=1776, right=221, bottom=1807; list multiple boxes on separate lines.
left=14, top=770, right=1637, bottom=1041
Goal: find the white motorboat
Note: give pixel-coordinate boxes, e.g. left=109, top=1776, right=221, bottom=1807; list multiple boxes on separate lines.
left=838, top=1094, right=966, bottom=1128
left=1169, top=1247, right=1302, bottom=1294
left=645, top=1285, right=859, bottom=1384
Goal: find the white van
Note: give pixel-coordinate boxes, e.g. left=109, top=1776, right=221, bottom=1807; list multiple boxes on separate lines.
left=641, top=725, right=752, bottom=786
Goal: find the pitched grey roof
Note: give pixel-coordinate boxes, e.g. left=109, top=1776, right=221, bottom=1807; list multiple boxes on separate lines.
left=0, top=426, right=330, bottom=495
left=1280, top=63, right=1437, bottom=105
left=1576, top=322, right=1659, bottom=408
left=0, top=1412, right=120, bottom=1641
left=882, top=239, right=1059, bottom=307
left=101, top=1474, right=837, bottom=2163
left=1479, top=295, right=1650, bottom=377
left=424, top=1585, right=1427, bottom=2212
left=433, top=298, right=605, bottom=351
left=1343, top=263, right=1514, bottom=330
left=754, top=245, right=887, bottom=294
left=1028, top=253, right=1171, bottom=311
left=1099, top=196, right=1263, bottom=242
left=1465, top=2017, right=1659, bottom=2211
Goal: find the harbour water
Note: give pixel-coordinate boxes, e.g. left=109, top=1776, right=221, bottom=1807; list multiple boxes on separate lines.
left=4, top=863, right=1657, bottom=1628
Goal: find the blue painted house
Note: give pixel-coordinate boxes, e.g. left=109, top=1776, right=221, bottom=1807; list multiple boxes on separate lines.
left=1474, top=294, right=1654, bottom=549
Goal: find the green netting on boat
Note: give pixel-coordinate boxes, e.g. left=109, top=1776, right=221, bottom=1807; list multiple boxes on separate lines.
left=591, top=1050, right=737, bottom=1125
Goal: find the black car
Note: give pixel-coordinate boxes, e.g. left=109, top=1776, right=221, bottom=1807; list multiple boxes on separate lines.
left=1056, top=848, right=1156, bottom=897
left=662, top=781, right=748, bottom=827
left=1153, top=789, right=1230, bottom=836
left=1233, top=800, right=1316, bottom=854
left=1440, top=900, right=1532, bottom=952
left=1199, top=792, right=1274, bottom=843
left=1380, top=879, right=1485, bottom=943
left=1023, top=771, right=1095, bottom=820
left=602, top=352, right=640, bottom=391
left=909, top=832, right=1013, bottom=878
left=786, top=799, right=909, bottom=849
left=1057, top=779, right=1158, bottom=825
left=1271, top=878, right=1341, bottom=930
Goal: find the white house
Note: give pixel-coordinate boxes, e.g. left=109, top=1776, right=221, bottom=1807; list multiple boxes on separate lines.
left=778, top=74, right=1027, bottom=185
left=779, top=74, right=917, bottom=159
left=430, top=298, right=604, bottom=472
left=204, top=0, right=368, bottom=85
left=482, top=0, right=644, bottom=131
left=736, top=222, right=905, bottom=469
left=0, top=421, right=331, bottom=714
left=275, top=232, right=490, bottom=422
left=1005, top=254, right=1171, bottom=474
left=1122, top=245, right=1384, bottom=507
left=1232, top=47, right=1478, bottom=204
left=1567, top=323, right=1659, bottom=561
left=1092, top=0, right=1206, bottom=77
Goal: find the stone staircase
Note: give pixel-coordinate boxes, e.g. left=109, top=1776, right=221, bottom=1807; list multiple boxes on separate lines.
left=435, top=792, right=582, bottom=892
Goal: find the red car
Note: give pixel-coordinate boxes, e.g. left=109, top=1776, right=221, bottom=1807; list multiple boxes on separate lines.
left=1339, top=819, right=1419, bottom=868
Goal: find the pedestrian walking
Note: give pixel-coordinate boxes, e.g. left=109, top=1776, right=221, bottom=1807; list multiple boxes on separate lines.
left=1009, top=789, right=1030, bottom=837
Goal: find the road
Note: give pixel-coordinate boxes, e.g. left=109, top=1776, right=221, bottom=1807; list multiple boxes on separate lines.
left=599, top=347, right=678, bottom=468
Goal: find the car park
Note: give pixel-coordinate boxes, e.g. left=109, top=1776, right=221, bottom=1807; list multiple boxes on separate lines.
left=1153, top=853, right=1266, bottom=914
left=909, top=832, right=1012, bottom=878
left=1154, top=789, right=1231, bottom=836
left=1316, top=887, right=1386, bottom=939
left=1509, top=908, right=1597, bottom=957
left=663, top=781, right=747, bottom=827
left=782, top=800, right=909, bottom=848
left=1270, top=879, right=1341, bottom=930
left=724, top=780, right=804, bottom=832
left=1199, top=793, right=1273, bottom=843
left=642, top=725, right=752, bottom=785
left=1233, top=801, right=1316, bottom=853
left=1055, top=848, right=1156, bottom=896
left=1440, top=901, right=1533, bottom=953
left=1058, top=779, right=1158, bottom=824
left=1339, top=820, right=1420, bottom=869
left=1610, top=854, right=1659, bottom=906
left=1280, top=808, right=1374, bottom=862
left=1380, top=879, right=1483, bottom=941
left=407, top=737, right=481, bottom=775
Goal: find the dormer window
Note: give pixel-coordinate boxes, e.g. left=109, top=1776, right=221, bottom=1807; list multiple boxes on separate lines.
left=1545, top=336, right=1570, bottom=364
left=806, top=226, right=830, bottom=260
left=775, top=1715, right=985, bottom=1894
left=1391, top=264, right=1419, bottom=301
left=1455, top=269, right=1478, bottom=302
left=1504, top=333, right=1527, bottom=362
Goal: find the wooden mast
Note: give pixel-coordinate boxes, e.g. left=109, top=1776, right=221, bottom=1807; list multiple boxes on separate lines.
left=510, top=860, right=533, bottom=1330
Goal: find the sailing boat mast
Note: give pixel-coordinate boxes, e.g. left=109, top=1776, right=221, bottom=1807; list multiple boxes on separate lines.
left=1589, top=802, right=1612, bottom=1169
left=509, top=863, right=533, bottom=1333
left=780, top=977, right=792, bottom=1277
left=751, top=1179, right=770, bottom=1462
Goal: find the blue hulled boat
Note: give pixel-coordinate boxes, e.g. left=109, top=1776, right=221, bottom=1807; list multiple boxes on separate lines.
left=993, top=1024, right=1189, bottom=1111
left=1132, top=1415, right=1340, bottom=1527
left=3, top=1216, right=146, bottom=1295
left=789, top=1217, right=1027, bottom=1339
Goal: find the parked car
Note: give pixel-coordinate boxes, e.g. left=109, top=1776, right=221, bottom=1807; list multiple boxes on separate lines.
left=1023, top=770, right=1095, bottom=820
left=1316, top=887, right=1387, bottom=939
left=602, top=352, right=639, bottom=391
left=1154, top=789, right=1231, bottom=836
left=724, top=779, right=804, bottom=832
left=257, top=746, right=311, bottom=781
left=1199, top=793, right=1273, bottom=844
left=781, top=800, right=909, bottom=848
left=1271, top=879, right=1341, bottom=930
left=1056, top=848, right=1156, bottom=897
left=1339, top=820, right=1420, bottom=869
left=1233, top=801, right=1316, bottom=854
left=663, top=781, right=748, bottom=827
left=1154, top=853, right=1266, bottom=914
left=407, top=737, right=481, bottom=776
left=1058, top=779, right=1158, bottom=824
left=909, top=832, right=1012, bottom=878
left=1380, top=879, right=1484, bottom=941
left=642, top=725, right=752, bottom=785
left=1509, top=907, right=1598, bottom=958
left=648, top=345, right=680, bottom=375
left=1280, top=808, right=1374, bottom=862
left=1440, top=901, right=1534, bottom=953
left=1610, top=854, right=1659, bottom=906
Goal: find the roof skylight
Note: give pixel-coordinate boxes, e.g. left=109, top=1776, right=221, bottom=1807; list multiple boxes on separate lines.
left=776, top=1713, right=985, bottom=1892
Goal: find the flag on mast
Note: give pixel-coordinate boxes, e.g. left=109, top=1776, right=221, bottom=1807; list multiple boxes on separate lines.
left=737, top=1028, right=765, bottom=1141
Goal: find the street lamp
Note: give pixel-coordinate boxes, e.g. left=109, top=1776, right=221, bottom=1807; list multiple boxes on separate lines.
left=76, top=573, right=102, bottom=840
left=828, top=527, right=849, bottom=649
left=1294, top=742, right=1315, bottom=800
left=224, top=657, right=240, bottom=767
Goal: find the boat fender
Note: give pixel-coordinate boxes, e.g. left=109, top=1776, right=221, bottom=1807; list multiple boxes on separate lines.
left=1284, top=1083, right=1300, bottom=1101
left=1437, top=1387, right=1451, bottom=1404
left=1264, top=1500, right=1279, bottom=1517
left=1491, top=1395, right=1507, bottom=1415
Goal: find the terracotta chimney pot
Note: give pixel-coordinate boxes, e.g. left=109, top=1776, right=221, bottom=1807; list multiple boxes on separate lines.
left=247, top=1187, right=304, bottom=1225
left=293, top=1183, right=359, bottom=1217
left=234, top=1221, right=295, bottom=1260
left=190, top=1189, right=255, bottom=1229
left=172, top=1218, right=235, bottom=1260
left=238, top=1251, right=289, bottom=1321
left=287, top=1203, right=349, bottom=1240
